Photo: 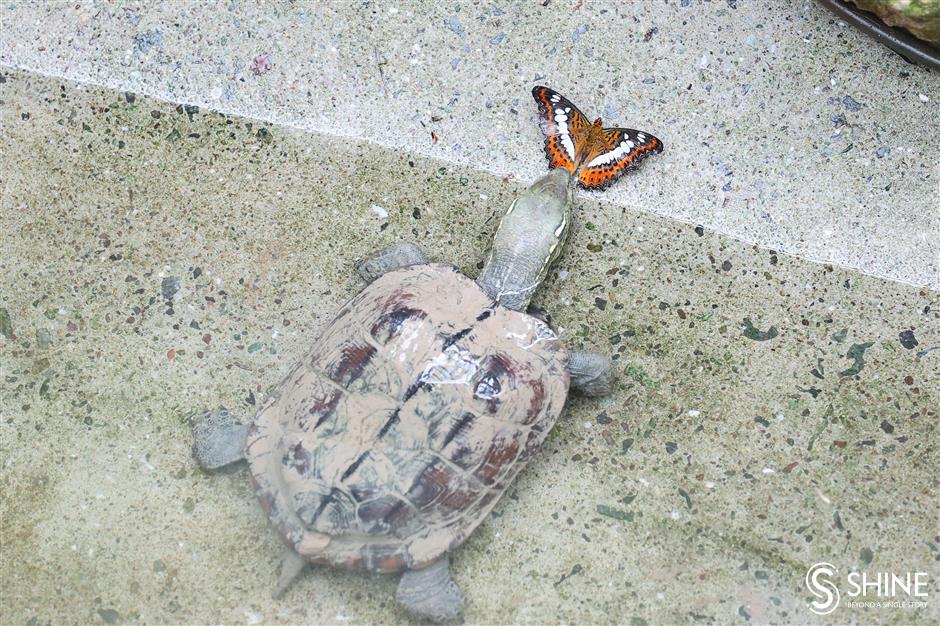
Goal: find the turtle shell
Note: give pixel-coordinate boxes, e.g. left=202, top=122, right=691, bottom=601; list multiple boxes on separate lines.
left=246, top=264, right=569, bottom=573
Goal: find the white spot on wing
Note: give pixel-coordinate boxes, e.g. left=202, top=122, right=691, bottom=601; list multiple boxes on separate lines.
left=586, top=138, right=636, bottom=168
left=560, top=136, right=575, bottom=160
left=555, top=119, right=576, bottom=160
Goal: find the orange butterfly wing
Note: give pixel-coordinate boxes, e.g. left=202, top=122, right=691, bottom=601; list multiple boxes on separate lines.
left=578, top=128, right=663, bottom=191
left=532, top=86, right=590, bottom=174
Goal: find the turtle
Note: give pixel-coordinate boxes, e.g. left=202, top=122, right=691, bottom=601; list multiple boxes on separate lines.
left=192, top=168, right=614, bottom=622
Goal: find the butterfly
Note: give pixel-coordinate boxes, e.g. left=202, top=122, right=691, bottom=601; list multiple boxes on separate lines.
left=532, top=86, right=663, bottom=191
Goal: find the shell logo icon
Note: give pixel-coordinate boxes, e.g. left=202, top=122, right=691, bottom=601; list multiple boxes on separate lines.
left=806, top=562, right=841, bottom=615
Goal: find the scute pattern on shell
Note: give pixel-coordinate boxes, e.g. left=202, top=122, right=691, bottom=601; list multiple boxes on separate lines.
left=246, top=264, right=569, bottom=573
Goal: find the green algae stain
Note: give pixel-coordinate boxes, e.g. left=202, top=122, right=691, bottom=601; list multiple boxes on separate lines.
left=0, top=307, right=12, bottom=339
left=916, top=345, right=940, bottom=358
left=257, top=127, right=273, bottom=144
left=741, top=317, right=779, bottom=341
left=839, top=341, right=874, bottom=377
left=831, top=328, right=848, bottom=343
left=553, top=563, right=583, bottom=586
left=625, top=363, right=659, bottom=389
left=807, top=404, right=834, bottom=451
left=597, top=504, right=634, bottom=522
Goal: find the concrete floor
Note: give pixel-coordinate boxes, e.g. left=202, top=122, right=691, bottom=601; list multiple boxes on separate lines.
left=1, top=3, right=939, bottom=625
left=1, top=67, right=938, bottom=625
left=1, top=1, right=938, bottom=289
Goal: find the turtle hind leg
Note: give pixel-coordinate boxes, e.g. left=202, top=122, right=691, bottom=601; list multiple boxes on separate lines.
left=357, top=243, right=427, bottom=283
left=568, top=351, right=615, bottom=397
left=396, top=556, right=464, bottom=623
left=191, top=407, right=249, bottom=471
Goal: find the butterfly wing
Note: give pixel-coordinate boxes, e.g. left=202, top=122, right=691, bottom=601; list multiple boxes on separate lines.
left=578, top=128, right=663, bottom=191
left=532, top=86, right=590, bottom=174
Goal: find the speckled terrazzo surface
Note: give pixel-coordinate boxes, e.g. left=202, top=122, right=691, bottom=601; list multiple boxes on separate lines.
left=2, top=69, right=939, bottom=625
left=1, top=1, right=938, bottom=289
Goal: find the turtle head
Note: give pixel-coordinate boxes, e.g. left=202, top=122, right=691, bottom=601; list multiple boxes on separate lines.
left=477, top=169, right=573, bottom=311
left=517, top=168, right=573, bottom=266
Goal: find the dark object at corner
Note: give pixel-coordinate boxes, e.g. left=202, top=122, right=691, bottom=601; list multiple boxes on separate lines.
left=817, top=0, right=940, bottom=71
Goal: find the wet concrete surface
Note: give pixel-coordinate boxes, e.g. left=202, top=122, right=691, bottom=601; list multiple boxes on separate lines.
left=1, top=69, right=938, bottom=625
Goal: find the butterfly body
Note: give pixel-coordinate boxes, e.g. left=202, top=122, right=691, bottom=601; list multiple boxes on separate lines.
left=532, top=86, right=663, bottom=191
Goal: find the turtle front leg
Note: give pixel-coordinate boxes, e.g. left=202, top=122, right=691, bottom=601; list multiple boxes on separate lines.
left=396, top=556, right=464, bottom=623
left=191, top=407, right=249, bottom=471
left=568, top=351, right=614, bottom=397
left=357, top=242, right=427, bottom=283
